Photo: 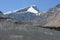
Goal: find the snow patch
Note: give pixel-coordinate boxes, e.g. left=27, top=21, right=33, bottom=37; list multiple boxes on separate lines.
left=4, top=11, right=12, bottom=14
left=27, top=6, right=38, bottom=13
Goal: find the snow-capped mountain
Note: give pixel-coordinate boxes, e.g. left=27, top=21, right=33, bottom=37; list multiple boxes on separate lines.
left=27, top=5, right=41, bottom=15
left=6, top=5, right=41, bottom=23
left=3, top=4, right=60, bottom=27
left=5, top=5, right=41, bottom=15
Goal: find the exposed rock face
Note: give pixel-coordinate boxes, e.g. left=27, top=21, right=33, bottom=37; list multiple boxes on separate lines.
left=44, top=4, right=60, bottom=27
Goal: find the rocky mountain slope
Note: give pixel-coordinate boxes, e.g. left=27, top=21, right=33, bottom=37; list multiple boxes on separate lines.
left=44, top=4, right=60, bottom=27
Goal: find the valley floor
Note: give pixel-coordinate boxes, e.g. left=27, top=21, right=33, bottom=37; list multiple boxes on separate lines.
left=0, top=26, right=60, bottom=40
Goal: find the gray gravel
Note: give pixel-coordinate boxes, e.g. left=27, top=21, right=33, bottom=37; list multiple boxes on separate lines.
left=0, top=26, right=60, bottom=40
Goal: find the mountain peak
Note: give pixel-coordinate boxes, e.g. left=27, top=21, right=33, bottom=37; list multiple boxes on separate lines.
left=27, top=5, right=38, bottom=13
left=15, top=5, right=40, bottom=13
left=5, top=5, right=41, bottom=16
left=29, top=5, right=40, bottom=12
left=0, top=11, right=3, bottom=14
left=56, top=4, right=60, bottom=8
left=27, top=5, right=41, bottom=15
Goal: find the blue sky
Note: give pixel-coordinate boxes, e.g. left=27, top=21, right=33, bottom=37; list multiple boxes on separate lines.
left=0, top=0, right=60, bottom=12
